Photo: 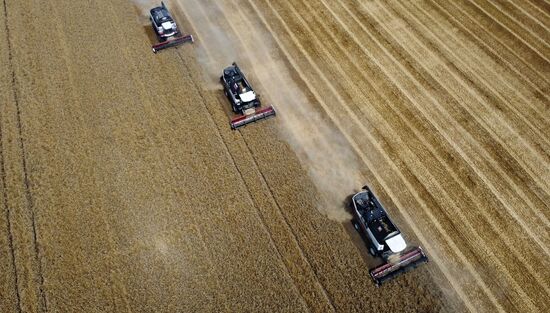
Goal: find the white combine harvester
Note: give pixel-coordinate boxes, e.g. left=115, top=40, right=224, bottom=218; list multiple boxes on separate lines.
left=149, top=2, right=193, bottom=53
left=351, top=185, right=428, bottom=285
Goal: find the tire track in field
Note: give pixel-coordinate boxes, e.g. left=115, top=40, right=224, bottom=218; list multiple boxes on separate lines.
left=0, top=130, right=21, bottom=313
left=513, top=0, right=550, bottom=28
left=172, top=6, right=312, bottom=308
left=245, top=1, right=495, bottom=312
left=466, top=0, right=549, bottom=60
left=175, top=2, right=328, bottom=310
left=0, top=1, right=21, bottom=311
left=186, top=0, right=338, bottom=309
left=429, top=1, right=550, bottom=87
left=328, top=0, right=550, bottom=231
left=284, top=0, right=549, bottom=306
left=2, top=1, right=47, bottom=311
left=356, top=0, right=550, bottom=192
left=322, top=0, right=550, bottom=228
left=176, top=50, right=309, bottom=313
left=0, top=64, right=22, bottom=313
left=270, top=0, right=544, bottom=310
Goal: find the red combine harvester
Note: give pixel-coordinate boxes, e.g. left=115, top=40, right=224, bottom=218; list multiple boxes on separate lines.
left=220, top=63, right=276, bottom=129
left=150, top=2, right=193, bottom=53
left=351, top=186, right=428, bottom=285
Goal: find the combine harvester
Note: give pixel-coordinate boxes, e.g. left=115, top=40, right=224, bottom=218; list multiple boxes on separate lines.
left=221, top=63, right=276, bottom=129
left=150, top=2, right=193, bottom=53
left=351, top=185, right=428, bottom=285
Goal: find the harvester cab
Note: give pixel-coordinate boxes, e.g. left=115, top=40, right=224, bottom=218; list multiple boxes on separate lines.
left=149, top=2, right=194, bottom=53
left=220, top=62, right=276, bottom=129
left=351, top=186, right=428, bottom=285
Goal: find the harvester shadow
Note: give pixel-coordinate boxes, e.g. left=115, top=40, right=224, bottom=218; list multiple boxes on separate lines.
left=214, top=92, right=240, bottom=127
left=131, top=4, right=158, bottom=46
left=341, top=194, right=382, bottom=269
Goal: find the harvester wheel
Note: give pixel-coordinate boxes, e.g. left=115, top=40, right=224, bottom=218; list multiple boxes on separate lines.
left=352, top=219, right=360, bottom=231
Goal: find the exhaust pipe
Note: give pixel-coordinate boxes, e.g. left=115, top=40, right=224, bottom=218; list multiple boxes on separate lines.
left=369, top=246, right=428, bottom=286
left=230, top=106, right=276, bottom=129
left=152, top=34, right=194, bottom=53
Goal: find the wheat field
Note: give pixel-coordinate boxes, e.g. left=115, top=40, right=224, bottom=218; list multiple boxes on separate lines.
left=0, top=0, right=548, bottom=312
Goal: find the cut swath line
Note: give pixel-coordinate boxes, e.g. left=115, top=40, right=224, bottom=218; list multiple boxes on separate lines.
left=524, top=0, right=550, bottom=20
left=247, top=1, right=499, bottom=312
left=395, top=0, right=550, bottom=140
left=287, top=0, right=550, bottom=302
left=279, top=0, right=547, bottom=308
left=493, top=0, right=550, bottom=34
left=431, top=0, right=550, bottom=86
left=465, top=0, right=550, bottom=59
left=363, top=0, right=550, bottom=197
left=360, top=0, right=550, bottom=222
left=328, top=0, right=550, bottom=245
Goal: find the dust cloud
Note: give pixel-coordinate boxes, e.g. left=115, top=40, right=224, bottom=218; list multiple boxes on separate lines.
left=135, top=0, right=362, bottom=221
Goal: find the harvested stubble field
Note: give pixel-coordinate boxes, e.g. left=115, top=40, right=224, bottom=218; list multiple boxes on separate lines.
left=0, top=0, right=548, bottom=312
